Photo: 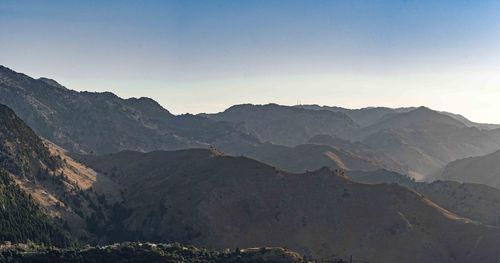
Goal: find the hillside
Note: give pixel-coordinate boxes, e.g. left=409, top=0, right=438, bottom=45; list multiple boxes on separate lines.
left=240, top=142, right=406, bottom=174
left=348, top=169, right=500, bottom=227
left=307, top=134, right=407, bottom=174
left=77, top=149, right=500, bottom=263
left=358, top=106, right=467, bottom=135
left=203, top=104, right=359, bottom=146
left=0, top=104, right=60, bottom=178
left=440, top=111, right=500, bottom=130
left=0, top=103, right=122, bottom=244
left=435, top=150, right=500, bottom=189
left=298, top=104, right=500, bottom=130
left=296, top=104, right=414, bottom=127
left=0, top=66, right=259, bottom=155
left=4, top=65, right=500, bottom=179
left=207, top=104, right=500, bottom=178
left=295, top=105, right=500, bottom=177
left=0, top=169, right=75, bottom=247
left=358, top=107, right=500, bottom=177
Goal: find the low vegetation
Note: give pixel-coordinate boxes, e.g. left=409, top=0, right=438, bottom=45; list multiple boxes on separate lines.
left=0, top=169, right=76, bottom=248
left=0, top=242, right=321, bottom=263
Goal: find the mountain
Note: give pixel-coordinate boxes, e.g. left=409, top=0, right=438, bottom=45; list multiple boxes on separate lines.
left=4, top=65, right=500, bottom=179
left=434, top=150, right=500, bottom=189
left=0, top=104, right=60, bottom=178
left=357, top=106, right=467, bottom=136
left=0, top=169, right=75, bottom=247
left=307, top=134, right=407, bottom=173
left=0, top=65, right=259, bottom=155
left=296, top=104, right=414, bottom=127
left=0, top=103, right=123, bottom=244
left=348, top=169, right=500, bottom=227
left=76, top=149, right=500, bottom=262
left=358, top=107, right=500, bottom=177
left=0, top=107, right=75, bottom=247
left=240, top=143, right=381, bottom=173
left=298, top=106, right=500, bottom=177
left=207, top=104, right=500, bottom=178
left=298, top=104, right=500, bottom=130
left=237, top=136, right=407, bottom=174
left=1, top=66, right=401, bottom=175
left=203, top=104, right=359, bottom=146
left=3, top=99, right=500, bottom=262
left=439, top=111, right=500, bottom=130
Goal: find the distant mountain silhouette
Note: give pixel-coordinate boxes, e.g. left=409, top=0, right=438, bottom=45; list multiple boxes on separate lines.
left=203, top=103, right=359, bottom=146
left=356, top=107, right=500, bottom=177
left=209, top=104, right=500, bottom=178
left=3, top=64, right=500, bottom=179
left=296, top=104, right=415, bottom=127
left=435, top=150, right=500, bottom=189
left=0, top=65, right=259, bottom=155
left=439, top=111, right=500, bottom=130
left=297, top=104, right=500, bottom=130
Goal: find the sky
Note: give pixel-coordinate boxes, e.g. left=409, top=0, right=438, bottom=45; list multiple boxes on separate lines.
left=1, top=0, right=500, bottom=123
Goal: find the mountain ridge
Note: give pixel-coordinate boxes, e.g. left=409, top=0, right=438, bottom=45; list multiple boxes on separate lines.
left=75, top=148, right=500, bottom=262
left=0, top=65, right=259, bottom=155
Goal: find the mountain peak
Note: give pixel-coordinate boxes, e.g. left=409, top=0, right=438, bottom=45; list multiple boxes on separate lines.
left=38, top=77, right=67, bottom=90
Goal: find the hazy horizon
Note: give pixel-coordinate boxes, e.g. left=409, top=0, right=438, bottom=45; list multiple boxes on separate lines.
left=2, top=0, right=500, bottom=122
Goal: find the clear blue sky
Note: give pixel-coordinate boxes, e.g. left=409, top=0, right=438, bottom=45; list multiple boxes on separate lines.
left=1, top=0, right=500, bottom=122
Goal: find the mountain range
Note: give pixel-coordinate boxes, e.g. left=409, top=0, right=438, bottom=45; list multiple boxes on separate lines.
left=434, top=150, right=500, bottom=190
left=3, top=65, right=500, bottom=262
left=207, top=103, right=500, bottom=178
left=0, top=65, right=259, bottom=155
left=75, top=149, right=500, bottom=262
left=4, top=65, right=500, bottom=179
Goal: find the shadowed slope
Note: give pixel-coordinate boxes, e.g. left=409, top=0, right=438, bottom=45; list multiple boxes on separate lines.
left=0, top=66, right=259, bottom=155
left=435, top=150, right=500, bottom=189
left=78, top=149, right=500, bottom=263
left=204, top=104, right=358, bottom=146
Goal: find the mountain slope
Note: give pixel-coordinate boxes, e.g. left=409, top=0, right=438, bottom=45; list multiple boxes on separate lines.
left=440, top=111, right=500, bottom=130
left=77, top=149, right=500, bottom=262
left=358, top=106, right=467, bottom=136
left=435, top=150, right=500, bottom=189
left=0, top=65, right=258, bottom=155
left=0, top=104, right=60, bottom=178
left=358, top=107, right=500, bottom=177
left=298, top=104, right=500, bottom=130
left=207, top=104, right=500, bottom=177
left=296, top=104, right=414, bottom=127
left=240, top=143, right=379, bottom=173
left=238, top=139, right=407, bottom=174
left=0, top=103, right=121, bottom=243
left=0, top=168, right=75, bottom=247
left=204, top=104, right=358, bottom=146
left=307, top=134, right=407, bottom=174
left=348, top=169, right=500, bottom=227
left=4, top=65, right=499, bottom=179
